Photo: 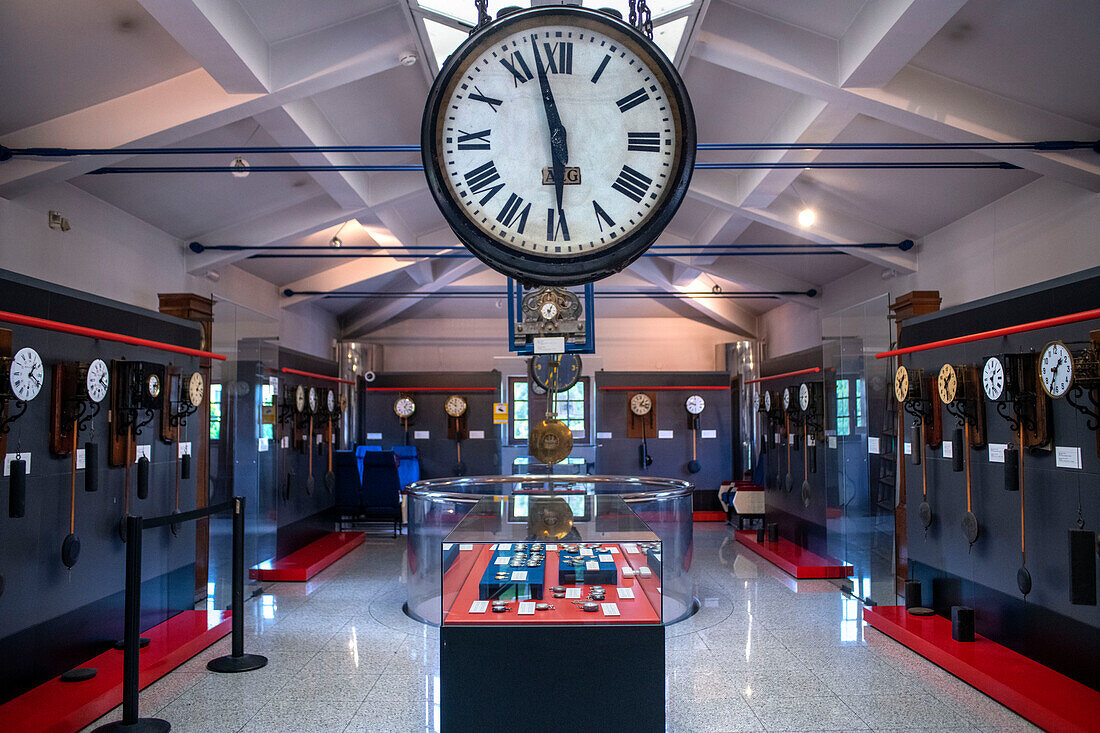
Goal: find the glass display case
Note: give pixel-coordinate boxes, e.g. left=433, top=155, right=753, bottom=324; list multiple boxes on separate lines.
left=441, top=493, right=663, bottom=626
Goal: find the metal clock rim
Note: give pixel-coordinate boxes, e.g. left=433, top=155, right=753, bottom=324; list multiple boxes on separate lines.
left=420, top=5, right=696, bottom=287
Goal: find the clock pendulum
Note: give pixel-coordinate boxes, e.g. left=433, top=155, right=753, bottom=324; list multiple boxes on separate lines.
left=801, top=424, right=811, bottom=508
left=917, top=422, right=931, bottom=532
left=783, top=409, right=792, bottom=492
left=1016, top=421, right=1031, bottom=597
left=62, top=420, right=81, bottom=569
left=685, top=394, right=704, bottom=474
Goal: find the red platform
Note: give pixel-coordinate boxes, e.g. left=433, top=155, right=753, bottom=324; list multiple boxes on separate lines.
left=734, top=530, right=854, bottom=578
left=250, top=531, right=365, bottom=582
left=0, top=610, right=231, bottom=733
left=693, top=510, right=727, bottom=522
left=865, top=605, right=1100, bottom=733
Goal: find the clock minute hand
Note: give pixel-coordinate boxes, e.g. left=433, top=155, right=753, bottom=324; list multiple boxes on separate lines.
left=531, top=38, right=568, bottom=213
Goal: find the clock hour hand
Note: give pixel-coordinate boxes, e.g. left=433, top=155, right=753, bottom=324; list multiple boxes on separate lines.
left=531, top=38, right=568, bottom=213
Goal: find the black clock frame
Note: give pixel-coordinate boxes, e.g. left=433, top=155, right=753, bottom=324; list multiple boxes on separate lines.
left=529, top=353, right=582, bottom=393
left=421, top=6, right=696, bottom=286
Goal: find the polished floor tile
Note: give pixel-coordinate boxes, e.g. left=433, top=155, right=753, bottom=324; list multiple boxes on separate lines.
left=81, top=524, right=1042, bottom=733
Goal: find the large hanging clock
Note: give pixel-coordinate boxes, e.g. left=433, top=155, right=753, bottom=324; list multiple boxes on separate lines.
left=421, top=5, right=696, bottom=285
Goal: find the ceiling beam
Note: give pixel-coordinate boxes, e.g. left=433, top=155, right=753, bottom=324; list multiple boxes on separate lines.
left=628, top=258, right=758, bottom=338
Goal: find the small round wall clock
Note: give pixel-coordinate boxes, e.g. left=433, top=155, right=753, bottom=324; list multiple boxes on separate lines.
left=530, top=353, right=582, bottom=393
left=187, top=371, right=205, bottom=408
left=85, top=359, right=110, bottom=403
left=798, top=382, right=811, bottom=412
left=7, top=347, right=44, bottom=402
left=629, top=392, right=652, bottom=415
left=394, top=396, right=416, bottom=418
left=893, top=366, right=910, bottom=403
left=146, top=373, right=161, bottom=400
left=937, top=363, right=957, bottom=404
left=1038, top=341, right=1073, bottom=398
left=685, top=394, right=705, bottom=415
left=445, top=395, right=468, bottom=417
left=982, top=357, right=1005, bottom=401
left=763, top=390, right=771, bottom=413
left=326, top=389, right=336, bottom=413
left=421, top=5, right=695, bottom=285
left=782, top=387, right=790, bottom=410
left=308, top=387, right=318, bottom=413
left=295, top=385, right=306, bottom=413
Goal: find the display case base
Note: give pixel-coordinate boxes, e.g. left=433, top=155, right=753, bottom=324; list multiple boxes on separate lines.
left=441, top=624, right=664, bottom=732
left=249, top=531, right=365, bottom=582
left=865, top=605, right=1100, bottom=733
left=734, top=530, right=854, bottom=578
left=0, top=610, right=231, bottom=733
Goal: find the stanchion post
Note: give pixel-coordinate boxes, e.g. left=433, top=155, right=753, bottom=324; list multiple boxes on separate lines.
left=93, top=516, right=170, bottom=732
left=207, top=496, right=268, bottom=673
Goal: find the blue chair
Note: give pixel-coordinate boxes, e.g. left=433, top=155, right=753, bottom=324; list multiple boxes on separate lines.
left=355, top=445, right=383, bottom=483
left=393, top=445, right=421, bottom=488
left=333, top=450, right=362, bottom=518
left=357, top=450, right=403, bottom=536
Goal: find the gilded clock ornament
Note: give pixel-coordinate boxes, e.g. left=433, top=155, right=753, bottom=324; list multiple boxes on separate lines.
left=421, top=5, right=695, bottom=285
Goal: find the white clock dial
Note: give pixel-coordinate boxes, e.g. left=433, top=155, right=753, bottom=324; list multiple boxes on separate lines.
left=782, top=388, right=790, bottom=410
left=799, top=383, right=810, bottom=412
left=982, top=357, right=1005, bottom=401
left=753, top=393, right=760, bottom=412
left=445, top=395, right=468, bottom=417
left=308, top=387, right=318, bottom=412
left=763, top=391, right=771, bottom=413
left=146, top=373, right=161, bottom=399
left=1039, top=341, right=1073, bottom=398
left=394, top=396, right=416, bottom=418
left=540, top=301, right=558, bottom=320
left=685, top=394, right=705, bottom=415
left=295, top=385, right=306, bottom=412
left=86, top=359, right=109, bottom=403
left=327, top=389, right=336, bottom=413
left=8, top=347, right=44, bottom=402
left=437, top=22, right=683, bottom=257
left=629, top=393, right=652, bottom=415
left=187, top=372, right=205, bottom=407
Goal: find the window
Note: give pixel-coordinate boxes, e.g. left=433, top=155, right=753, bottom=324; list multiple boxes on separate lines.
left=260, top=383, right=275, bottom=440
left=835, top=379, right=850, bottom=437
left=508, top=375, right=590, bottom=445
left=209, top=383, right=223, bottom=440
left=855, top=378, right=865, bottom=429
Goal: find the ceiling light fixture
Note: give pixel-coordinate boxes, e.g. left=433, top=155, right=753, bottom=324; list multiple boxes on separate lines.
left=798, top=208, right=816, bottom=227
left=230, top=155, right=250, bottom=178
left=330, top=220, right=351, bottom=248
left=399, top=51, right=418, bottom=66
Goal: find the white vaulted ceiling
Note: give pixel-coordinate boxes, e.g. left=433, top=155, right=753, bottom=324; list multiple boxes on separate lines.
left=1, top=0, right=1097, bottom=340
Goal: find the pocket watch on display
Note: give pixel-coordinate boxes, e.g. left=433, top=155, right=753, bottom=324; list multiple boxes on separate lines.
left=187, top=371, right=205, bottom=408
left=86, top=358, right=110, bottom=404
left=937, top=363, right=958, bottom=404
left=421, top=5, right=695, bottom=285
left=445, top=395, right=468, bottom=417
left=394, top=395, right=416, bottom=418
left=685, top=394, right=705, bottom=415
left=630, top=392, right=652, bottom=416
left=1038, top=340, right=1073, bottom=398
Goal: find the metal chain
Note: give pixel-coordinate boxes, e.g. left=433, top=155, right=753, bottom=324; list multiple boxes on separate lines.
left=638, top=0, right=653, bottom=39
left=473, top=0, right=491, bottom=33
left=628, top=0, right=637, bottom=28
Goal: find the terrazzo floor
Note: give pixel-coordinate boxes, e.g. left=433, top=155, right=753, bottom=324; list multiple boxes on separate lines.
left=80, top=524, right=1041, bottom=732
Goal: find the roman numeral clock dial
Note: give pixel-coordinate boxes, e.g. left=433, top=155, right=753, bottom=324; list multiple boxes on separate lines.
left=422, top=6, right=695, bottom=285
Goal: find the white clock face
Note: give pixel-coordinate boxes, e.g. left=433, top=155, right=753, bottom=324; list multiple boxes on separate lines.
left=540, top=301, right=558, bottom=320
left=436, top=19, right=685, bottom=258
left=982, top=357, right=1005, bottom=401
left=295, top=386, right=306, bottom=412
left=188, top=372, right=205, bottom=407
left=86, top=359, right=109, bottom=403
left=308, top=387, right=318, bottom=412
left=629, top=393, right=652, bottom=415
left=394, top=396, right=416, bottom=418
left=9, top=347, right=44, bottom=402
left=782, top=388, right=790, bottom=410
left=763, top=391, right=771, bottom=412
left=799, top=383, right=810, bottom=412
left=753, top=393, right=760, bottom=412
left=1039, top=341, right=1073, bottom=398
left=445, top=395, right=467, bottom=417
left=146, top=373, right=161, bottom=399
left=327, top=389, right=336, bottom=412
left=685, top=394, right=705, bottom=415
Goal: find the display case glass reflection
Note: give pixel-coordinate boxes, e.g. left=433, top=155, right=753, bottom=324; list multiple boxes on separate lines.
left=441, top=494, right=662, bottom=625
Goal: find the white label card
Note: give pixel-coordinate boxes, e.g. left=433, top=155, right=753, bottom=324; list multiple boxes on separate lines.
left=601, top=603, right=620, bottom=617
left=414, top=430, right=430, bottom=440
left=258, top=438, right=269, bottom=452
left=76, top=449, right=86, bottom=470
left=442, top=543, right=453, bottom=550
left=596, top=432, right=613, bottom=439
left=135, top=444, right=151, bottom=462
left=624, top=544, right=639, bottom=554
left=518, top=601, right=535, bottom=615
left=616, top=587, right=635, bottom=600
left=807, top=436, right=815, bottom=447
left=658, top=430, right=673, bottom=439
left=459, top=544, right=473, bottom=551
left=495, top=557, right=510, bottom=565
left=499, top=543, right=511, bottom=551
left=774, top=433, right=781, bottom=443
left=546, top=544, right=558, bottom=551
left=903, top=442, right=912, bottom=455
left=281, top=436, right=289, bottom=449
left=621, top=567, right=635, bottom=578
left=510, top=570, right=528, bottom=581
left=469, top=430, right=485, bottom=439
left=607, top=547, right=619, bottom=553
left=1055, top=446, right=1082, bottom=470
left=942, top=442, right=953, bottom=459
left=599, top=554, right=613, bottom=562
left=316, top=434, right=323, bottom=444
left=580, top=548, right=593, bottom=556
left=585, top=560, right=599, bottom=571
left=565, top=588, right=582, bottom=598
left=533, top=336, right=566, bottom=354
left=828, top=436, right=837, bottom=449
left=366, top=432, right=382, bottom=440
left=3, top=453, right=30, bottom=475
left=701, top=429, right=717, bottom=439
left=639, top=566, right=653, bottom=577
left=469, top=601, right=488, bottom=614
left=789, top=435, right=796, bottom=445
left=867, top=437, right=880, bottom=454
left=988, top=443, right=1006, bottom=463
left=178, top=442, right=192, bottom=458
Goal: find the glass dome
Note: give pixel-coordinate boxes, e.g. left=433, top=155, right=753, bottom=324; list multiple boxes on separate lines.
left=405, top=475, right=695, bottom=625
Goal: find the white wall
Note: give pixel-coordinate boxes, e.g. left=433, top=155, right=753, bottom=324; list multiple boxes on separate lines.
left=0, top=183, right=338, bottom=358
left=760, top=301, right=822, bottom=359
left=365, top=315, right=735, bottom=373
left=763, top=178, right=1100, bottom=354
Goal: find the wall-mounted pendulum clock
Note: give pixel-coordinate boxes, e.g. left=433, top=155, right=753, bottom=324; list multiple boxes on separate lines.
left=628, top=392, right=656, bottom=469
left=445, top=394, right=469, bottom=475
left=165, top=371, right=203, bottom=534
left=684, top=394, right=704, bottom=474
left=277, top=384, right=297, bottom=501
left=938, top=362, right=985, bottom=549
left=798, top=382, right=823, bottom=508
left=1, top=341, right=44, bottom=518
left=394, top=394, right=416, bottom=445
left=109, top=360, right=165, bottom=540
left=895, top=365, right=940, bottom=532
left=1041, top=338, right=1100, bottom=459
left=421, top=4, right=695, bottom=285
left=323, top=389, right=338, bottom=492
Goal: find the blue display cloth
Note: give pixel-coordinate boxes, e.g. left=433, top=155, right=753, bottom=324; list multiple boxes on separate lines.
left=557, top=550, right=618, bottom=586
left=478, top=546, right=545, bottom=600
